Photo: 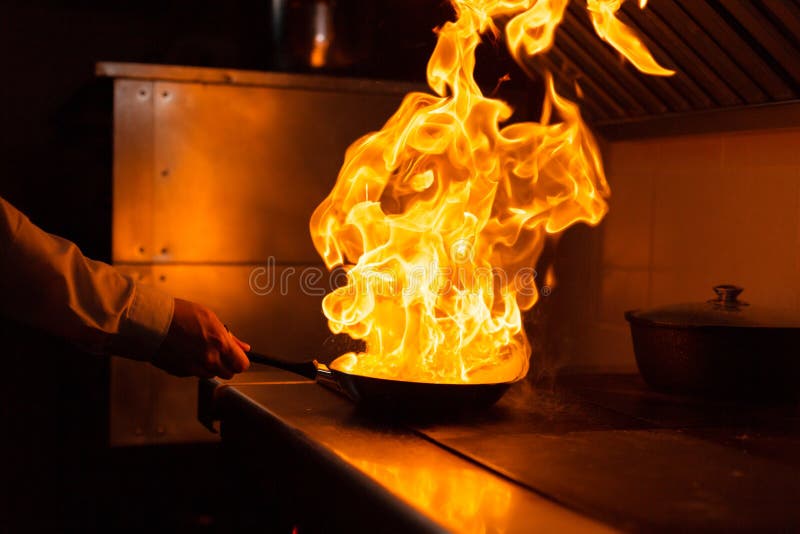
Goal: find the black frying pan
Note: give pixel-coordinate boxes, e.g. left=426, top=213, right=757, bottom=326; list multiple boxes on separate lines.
left=247, top=352, right=515, bottom=413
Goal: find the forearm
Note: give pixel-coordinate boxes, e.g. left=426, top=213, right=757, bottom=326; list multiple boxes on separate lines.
left=0, top=197, right=173, bottom=360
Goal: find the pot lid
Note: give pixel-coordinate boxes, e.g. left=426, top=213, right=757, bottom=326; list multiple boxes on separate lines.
left=625, top=285, right=800, bottom=329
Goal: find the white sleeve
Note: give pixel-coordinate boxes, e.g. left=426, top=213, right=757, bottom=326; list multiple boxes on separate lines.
left=0, top=196, right=174, bottom=360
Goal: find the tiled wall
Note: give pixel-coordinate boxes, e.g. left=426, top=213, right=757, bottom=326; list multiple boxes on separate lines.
left=553, top=127, right=800, bottom=372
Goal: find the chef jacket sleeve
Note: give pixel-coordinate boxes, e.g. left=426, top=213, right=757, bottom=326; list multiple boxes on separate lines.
left=0, top=196, right=174, bottom=360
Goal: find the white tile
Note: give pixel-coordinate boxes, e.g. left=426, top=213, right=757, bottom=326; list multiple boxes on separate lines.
left=602, top=143, right=655, bottom=268
left=566, top=322, right=637, bottom=372
left=722, top=129, right=800, bottom=170
left=598, top=268, right=649, bottom=324
left=657, top=134, right=724, bottom=172
left=650, top=170, right=739, bottom=272
left=547, top=130, right=800, bottom=370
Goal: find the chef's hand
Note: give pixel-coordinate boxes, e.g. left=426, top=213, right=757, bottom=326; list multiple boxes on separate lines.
left=152, top=298, right=251, bottom=379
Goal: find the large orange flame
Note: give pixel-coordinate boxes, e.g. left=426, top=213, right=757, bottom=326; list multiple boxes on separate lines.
left=310, top=0, right=671, bottom=384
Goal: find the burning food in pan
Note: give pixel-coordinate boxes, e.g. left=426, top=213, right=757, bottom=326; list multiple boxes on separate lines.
left=310, top=0, right=672, bottom=391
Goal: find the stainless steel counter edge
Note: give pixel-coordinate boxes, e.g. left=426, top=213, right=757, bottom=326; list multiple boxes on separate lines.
left=203, top=376, right=618, bottom=533
left=217, top=385, right=447, bottom=533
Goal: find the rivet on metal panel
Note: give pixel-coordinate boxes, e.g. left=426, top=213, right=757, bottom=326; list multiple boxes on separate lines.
left=160, top=168, right=169, bottom=178
left=159, top=274, right=166, bottom=282
left=136, top=87, right=150, bottom=100
left=161, top=90, right=172, bottom=101
left=160, top=247, right=168, bottom=255
left=138, top=246, right=146, bottom=255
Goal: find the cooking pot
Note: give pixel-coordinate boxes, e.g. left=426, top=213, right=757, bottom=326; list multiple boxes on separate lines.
left=625, top=285, right=800, bottom=399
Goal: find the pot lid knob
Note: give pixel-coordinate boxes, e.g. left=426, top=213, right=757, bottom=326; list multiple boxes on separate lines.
left=710, top=284, right=746, bottom=308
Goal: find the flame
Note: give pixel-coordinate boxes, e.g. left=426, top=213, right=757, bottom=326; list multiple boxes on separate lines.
left=343, top=454, right=513, bottom=533
left=310, top=0, right=668, bottom=384
left=309, top=1, right=331, bottom=68
left=545, top=264, right=557, bottom=290
left=586, top=0, right=674, bottom=76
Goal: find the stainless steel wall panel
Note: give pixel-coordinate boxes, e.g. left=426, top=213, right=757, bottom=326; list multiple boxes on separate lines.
left=115, top=264, right=332, bottom=357
left=112, top=80, right=155, bottom=263
left=149, top=81, right=403, bottom=263
left=111, top=355, right=215, bottom=445
left=109, top=356, right=158, bottom=445
left=108, top=66, right=414, bottom=444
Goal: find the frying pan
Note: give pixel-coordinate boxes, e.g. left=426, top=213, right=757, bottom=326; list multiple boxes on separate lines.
left=246, top=351, right=515, bottom=413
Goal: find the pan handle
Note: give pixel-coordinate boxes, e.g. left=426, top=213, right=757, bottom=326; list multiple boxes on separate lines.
left=313, top=361, right=343, bottom=391
left=246, top=351, right=318, bottom=380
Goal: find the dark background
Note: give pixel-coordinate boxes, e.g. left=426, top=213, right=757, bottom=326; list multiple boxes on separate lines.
left=0, top=1, right=543, bottom=531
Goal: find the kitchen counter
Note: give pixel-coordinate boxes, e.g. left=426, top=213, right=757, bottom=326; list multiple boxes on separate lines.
left=199, top=366, right=800, bottom=532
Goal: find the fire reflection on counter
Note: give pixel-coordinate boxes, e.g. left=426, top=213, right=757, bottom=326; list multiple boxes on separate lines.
left=337, top=450, right=513, bottom=533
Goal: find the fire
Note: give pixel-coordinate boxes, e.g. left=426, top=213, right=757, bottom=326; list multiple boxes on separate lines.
left=310, top=0, right=671, bottom=384
left=586, top=0, right=675, bottom=76
left=342, top=454, right=513, bottom=533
